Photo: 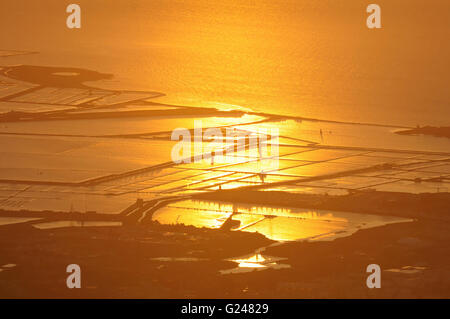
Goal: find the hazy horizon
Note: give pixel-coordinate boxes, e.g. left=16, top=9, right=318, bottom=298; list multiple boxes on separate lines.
left=1, top=0, right=449, bottom=126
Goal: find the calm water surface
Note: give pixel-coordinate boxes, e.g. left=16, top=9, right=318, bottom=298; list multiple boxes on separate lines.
left=2, top=0, right=449, bottom=126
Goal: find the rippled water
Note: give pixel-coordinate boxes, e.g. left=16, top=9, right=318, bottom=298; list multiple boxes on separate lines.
left=2, top=0, right=449, bottom=126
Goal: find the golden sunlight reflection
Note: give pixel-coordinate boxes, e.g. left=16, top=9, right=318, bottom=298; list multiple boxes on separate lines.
left=234, top=254, right=268, bottom=269
left=153, top=200, right=412, bottom=242
left=1, top=0, right=449, bottom=299
left=220, top=253, right=291, bottom=274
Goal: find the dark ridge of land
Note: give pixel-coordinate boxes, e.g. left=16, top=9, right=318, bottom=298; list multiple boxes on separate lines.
left=195, top=190, right=450, bottom=221
left=0, top=107, right=245, bottom=123
left=396, top=126, right=450, bottom=139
